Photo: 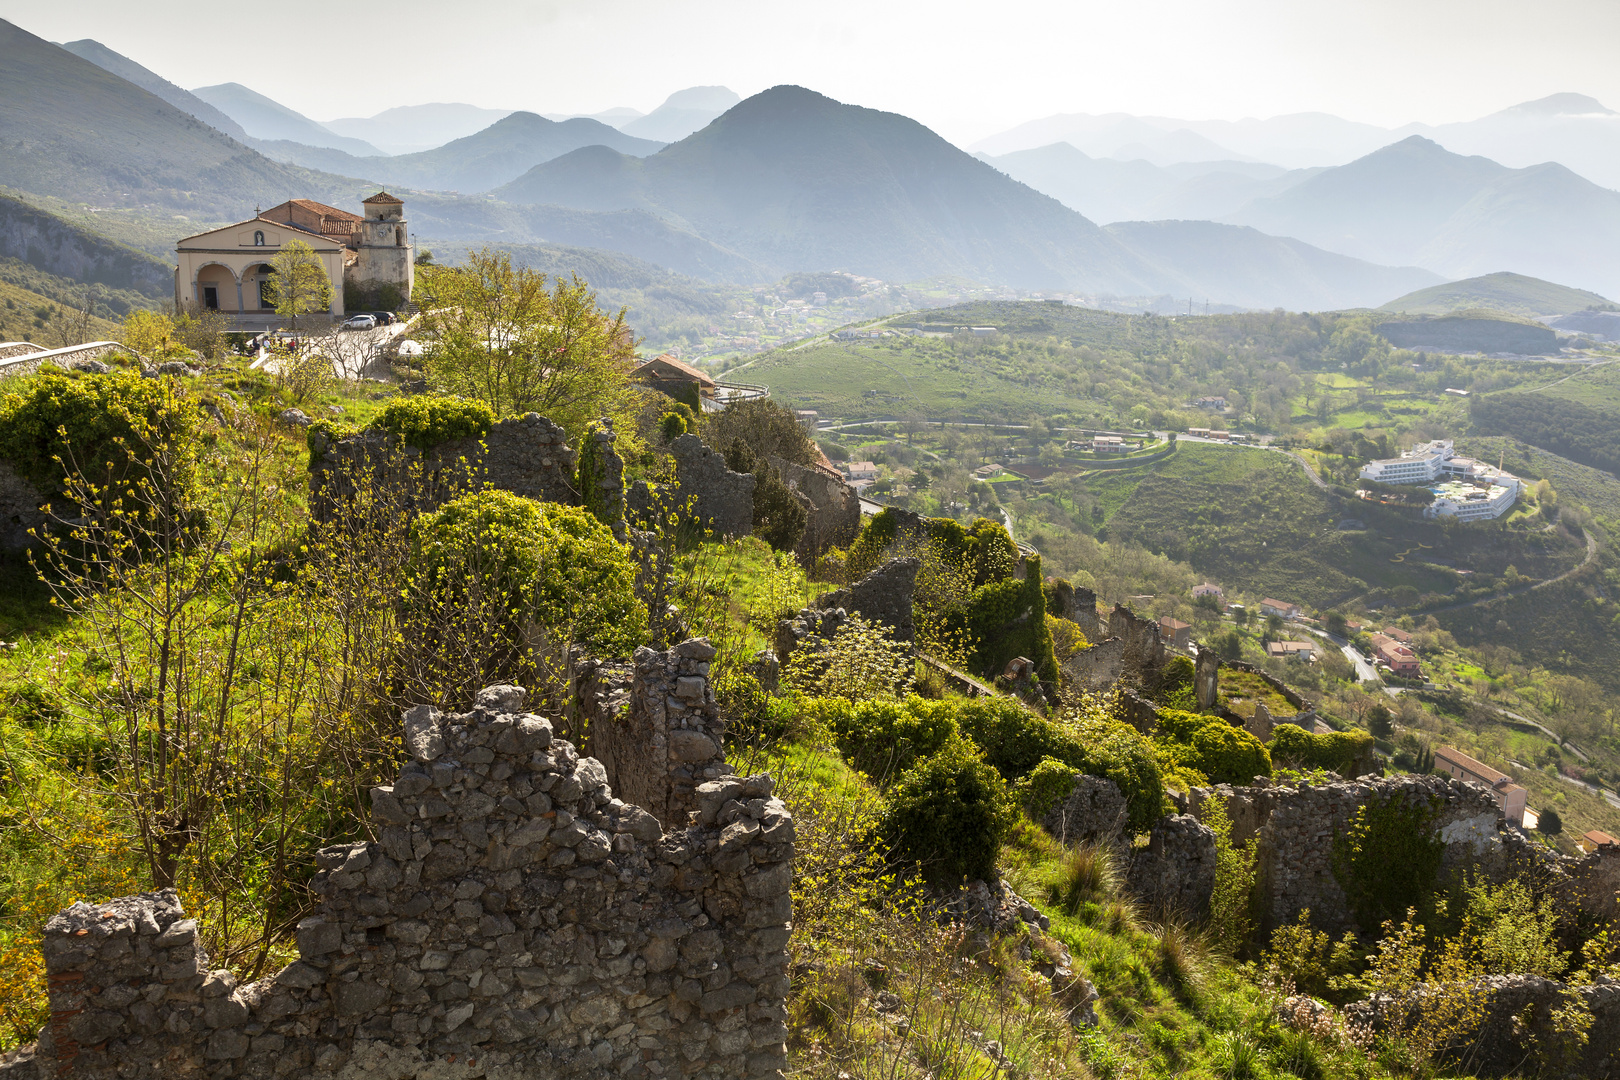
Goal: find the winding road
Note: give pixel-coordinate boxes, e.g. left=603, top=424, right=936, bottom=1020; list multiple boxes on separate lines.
left=1421, top=529, right=1598, bottom=615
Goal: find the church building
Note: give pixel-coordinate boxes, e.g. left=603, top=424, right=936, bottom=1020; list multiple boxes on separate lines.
left=173, top=192, right=414, bottom=326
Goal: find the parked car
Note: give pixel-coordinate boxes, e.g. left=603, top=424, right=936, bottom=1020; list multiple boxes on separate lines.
left=341, top=315, right=377, bottom=331
left=368, top=311, right=398, bottom=325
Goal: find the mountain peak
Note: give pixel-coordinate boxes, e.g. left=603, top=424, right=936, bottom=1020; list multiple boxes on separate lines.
left=659, top=86, right=739, bottom=112
left=1499, top=92, right=1615, bottom=117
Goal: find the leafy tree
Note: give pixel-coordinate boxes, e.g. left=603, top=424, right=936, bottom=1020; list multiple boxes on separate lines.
left=417, top=248, right=638, bottom=438
left=264, top=239, right=333, bottom=332
left=1367, top=703, right=1394, bottom=740
left=1539, top=808, right=1563, bottom=835
left=703, top=398, right=818, bottom=469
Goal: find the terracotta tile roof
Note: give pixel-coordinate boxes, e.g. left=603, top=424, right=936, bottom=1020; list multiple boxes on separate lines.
left=279, top=199, right=362, bottom=223
left=632, top=354, right=717, bottom=387
left=1435, top=745, right=1510, bottom=786
left=363, top=190, right=404, bottom=204
left=1584, top=830, right=1618, bottom=847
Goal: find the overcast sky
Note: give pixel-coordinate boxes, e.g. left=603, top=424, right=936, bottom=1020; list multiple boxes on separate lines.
left=6, top=0, right=1618, bottom=142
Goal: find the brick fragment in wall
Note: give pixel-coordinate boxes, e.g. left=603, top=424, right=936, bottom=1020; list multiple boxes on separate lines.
left=8, top=640, right=793, bottom=1080
left=308, top=412, right=585, bottom=524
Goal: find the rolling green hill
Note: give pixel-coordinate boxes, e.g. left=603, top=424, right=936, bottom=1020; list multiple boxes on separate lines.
left=0, top=18, right=363, bottom=217
left=1380, top=271, right=1615, bottom=317
left=59, top=39, right=248, bottom=141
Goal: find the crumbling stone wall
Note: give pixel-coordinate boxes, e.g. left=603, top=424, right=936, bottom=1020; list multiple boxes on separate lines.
left=580, top=641, right=730, bottom=831
left=767, top=457, right=858, bottom=563
left=2, top=659, right=793, bottom=1080
left=0, top=459, right=44, bottom=551
left=1187, top=774, right=1505, bottom=935
left=1346, top=973, right=1620, bottom=1077
left=811, top=557, right=919, bottom=642
left=669, top=435, right=755, bottom=540
left=1041, top=776, right=1128, bottom=849
left=1044, top=580, right=1100, bottom=641
left=1108, top=604, right=1164, bottom=682
left=1125, top=815, right=1218, bottom=920
left=309, top=413, right=581, bottom=523
left=1060, top=638, right=1126, bottom=691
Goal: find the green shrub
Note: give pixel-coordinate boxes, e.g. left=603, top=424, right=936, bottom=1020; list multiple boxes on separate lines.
left=1156, top=655, right=1197, bottom=710
left=1156, top=709, right=1272, bottom=786
left=953, top=694, right=1081, bottom=778
left=659, top=410, right=687, bottom=441
left=0, top=370, right=198, bottom=492
left=963, top=555, right=1059, bottom=685
left=409, top=490, right=646, bottom=659
left=812, top=695, right=960, bottom=782
left=881, top=735, right=1018, bottom=885
left=1268, top=723, right=1373, bottom=776
left=371, top=395, right=494, bottom=450
left=1017, top=756, right=1080, bottom=821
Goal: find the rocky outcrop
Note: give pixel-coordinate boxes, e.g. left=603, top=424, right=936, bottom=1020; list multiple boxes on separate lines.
left=2, top=663, right=794, bottom=1080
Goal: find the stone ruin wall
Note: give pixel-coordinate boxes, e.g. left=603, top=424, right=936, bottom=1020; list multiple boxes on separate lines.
left=1060, top=603, right=1165, bottom=692
left=573, top=642, right=732, bottom=831
left=0, top=644, right=794, bottom=1080
left=766, top=457, right=859, bottom=564
left=1181, top=773, right=1620, bottom=937
left=308, top=414, right=581, bottom=524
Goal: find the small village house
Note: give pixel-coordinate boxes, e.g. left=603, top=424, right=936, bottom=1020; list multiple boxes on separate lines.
left=1158, top=617, right=1191, bottom=649
left=845, top=461, right=877, bottom=481
left=1191, top=582, right=1223, bottom=600
left=1579, top=830, right=1618, bottom=854
left=1434, top=746, right=1528, bottom=826
left=1265, top=640, right=1316, bottom=661
left=1368, top=632, right=1422, bottom=678
left=1260, top=598, right=1302, bottom=619
left=631, top=354, right=719, bottom=403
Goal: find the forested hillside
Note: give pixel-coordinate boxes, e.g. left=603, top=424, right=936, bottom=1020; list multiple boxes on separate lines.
left=1470, top=392, right=1620, bottom=476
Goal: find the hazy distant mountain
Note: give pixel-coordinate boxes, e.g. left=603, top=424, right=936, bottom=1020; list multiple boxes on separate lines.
left=192, top=83, right=383, bottom=156
left=1104, top=220, right=1441, bottom=311
left=619, top=87, right=741, bottom=143
left=976, top=97, right=1620, bottom=188
left=325, top=103, right=513, bottom=155
left=58, top=38, right=248, bottom=141
left=0, top=17, right=360, bottom=215
left=1412, top=94, right=1620, bottom=191
left=542, top=107, right=645, bottom=126
left=982, top=142, right=1317, bottom=223
left=269, top=113, right=666, bottom=194
left=1379, top=272, right=1614, bottom=317
left=407, top=195, right=765, bottom=283
left=1226, top=136, right=1620, bottom=297
left=495, top=86, right=1178, bottom=291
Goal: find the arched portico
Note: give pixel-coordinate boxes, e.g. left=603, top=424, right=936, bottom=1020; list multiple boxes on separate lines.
left=191, top=262, right=240, bottom=312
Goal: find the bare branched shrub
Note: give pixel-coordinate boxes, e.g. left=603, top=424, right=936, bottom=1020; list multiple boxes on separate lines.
left=785, top=615, right=914, bottom=702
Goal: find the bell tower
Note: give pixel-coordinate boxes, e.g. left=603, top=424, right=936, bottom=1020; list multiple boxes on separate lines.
left=353, top=190, right=413, bottom=303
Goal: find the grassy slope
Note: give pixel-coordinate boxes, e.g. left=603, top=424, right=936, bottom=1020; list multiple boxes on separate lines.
left=0, top=273, right=123, bottom=343
left=1101, top=443, right=1588, bottom=610
left=1380, top=271, right=1616, bottom=317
